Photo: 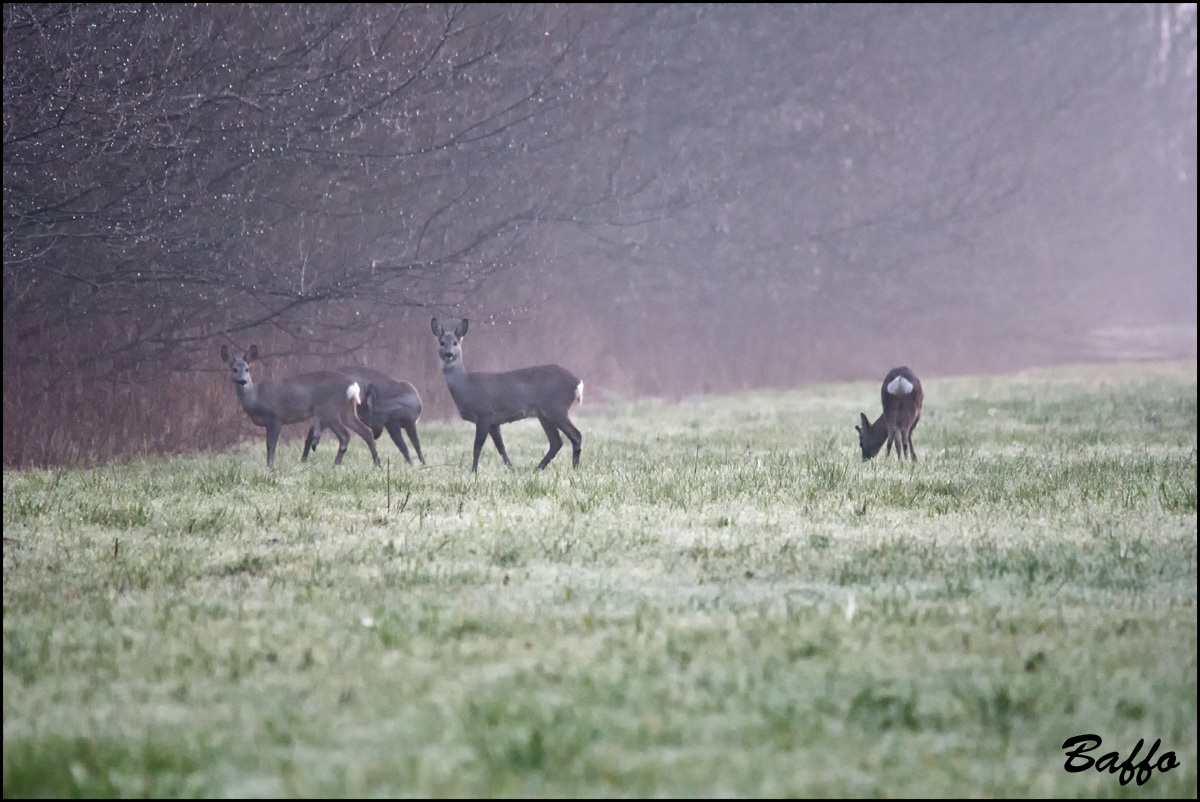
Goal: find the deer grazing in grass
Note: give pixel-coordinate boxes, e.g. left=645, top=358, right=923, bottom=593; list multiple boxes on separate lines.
left=303, top=366, right=424, bottom=465
left=856, top=366, right=923, bottom=461
left=221, top=345, right=380, bottom=469
left=431, top=318, right=583, bottom=472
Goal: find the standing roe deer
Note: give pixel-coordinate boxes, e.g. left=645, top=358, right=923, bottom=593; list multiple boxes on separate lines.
left=856, top=366, right=923, bottom=461
left=221, top=345, right=380, bottom=469
left=431, top=318, right=583, bottom=472
left=303, top=366, right=424, bottom=465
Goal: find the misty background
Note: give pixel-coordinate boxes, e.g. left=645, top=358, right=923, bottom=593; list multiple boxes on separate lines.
left=4, top=4, right=1196, bottom=467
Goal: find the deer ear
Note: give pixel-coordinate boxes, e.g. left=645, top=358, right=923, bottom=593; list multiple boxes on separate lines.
left=859, top=412, right=870, bottom=429
left=455, top=319, right=468, bottom=338
left=431, top=318, right=442, bottom=336
left=248, top=344, right=259, bottom=362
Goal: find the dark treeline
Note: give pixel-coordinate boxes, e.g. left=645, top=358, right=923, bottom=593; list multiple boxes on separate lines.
left=4, top=4, right=1195, bottom=466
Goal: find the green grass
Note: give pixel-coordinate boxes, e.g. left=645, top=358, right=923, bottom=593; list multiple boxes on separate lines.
left=4, top=360, right=1196, bottom=797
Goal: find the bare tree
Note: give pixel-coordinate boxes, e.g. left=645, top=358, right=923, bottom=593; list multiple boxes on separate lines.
left=2, top=4, right=680, bottom=464
left=3, top=6, right=668, bottom=370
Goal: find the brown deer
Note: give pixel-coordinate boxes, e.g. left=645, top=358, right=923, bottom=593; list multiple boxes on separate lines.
left=221, top=345, right=380, bottom=469
left=303, top=366, right=424, bottom=465
left=431, top=318, right=583, bottom=472
left=856, top=366, right=923, bottom=461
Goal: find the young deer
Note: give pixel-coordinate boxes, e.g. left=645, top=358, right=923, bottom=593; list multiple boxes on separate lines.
left=303, top=366, right=424, bottom=465
left=431, top=318, right=583, bottom=472
left=856, top=366, right=923, bottom=461
left=221, top=345, right=380, bottom=469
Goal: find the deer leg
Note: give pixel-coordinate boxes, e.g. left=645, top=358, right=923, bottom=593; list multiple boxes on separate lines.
left=905, top=428, right=918, bottom=462
left=343, top=409, right=381, bottom=466
left=356, top=402, right=383, bottom=441
left=404, top=422, right=425, bottom=465
left=302, top=421, right=321, bottom=461
left=472, top=424, right=489, bottom=472
left=552, top=414, right=582, bottom=469
left=564, top=420, right=582, bottom=469
left=320, top=417, right=352, bottom=465
left=489, top=424, right=513, bottom=468
left=265, top=421, right=282, bottom=470
left=384, top=420, right=413, bottom=465
left=535, top=414, right=564, bottom=470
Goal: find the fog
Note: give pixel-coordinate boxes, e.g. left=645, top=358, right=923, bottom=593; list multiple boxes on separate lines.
left=3, top=5, right=1196, bottom=466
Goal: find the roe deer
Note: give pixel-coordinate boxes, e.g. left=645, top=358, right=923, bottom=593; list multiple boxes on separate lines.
left=431, top=318, right=583, bottom=472
left=856, top=366, right=923, bottom=461
left=303, top=366, right=424, bottom=465
left=221, top=345, right=380, bottom=469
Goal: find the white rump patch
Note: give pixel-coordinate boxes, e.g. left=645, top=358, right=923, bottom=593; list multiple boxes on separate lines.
left=575, top=381, right=584, bottom=405
left=886, top=375, right=913, bottom=396
left=346, top=381, right=362, bottom=403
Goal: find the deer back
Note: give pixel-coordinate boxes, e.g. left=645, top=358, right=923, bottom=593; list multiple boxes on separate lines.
left=248, top=371, right=356, bottom=425
left=446, top=365, right=579, bottom=425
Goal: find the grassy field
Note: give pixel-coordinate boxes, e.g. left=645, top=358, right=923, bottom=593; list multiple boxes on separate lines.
left=3, top=360, right=1196, bottom=797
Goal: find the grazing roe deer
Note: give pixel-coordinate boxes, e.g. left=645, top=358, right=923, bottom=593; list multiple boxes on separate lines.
left=856, top=366, right=923, bottom=461
left=221, top=345, right=380, bottom=469
left=303, top=366, right=424, bottom=465
left=431, top=318, right=583, bottom=472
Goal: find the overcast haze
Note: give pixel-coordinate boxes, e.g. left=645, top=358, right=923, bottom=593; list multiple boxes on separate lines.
left=3, top=4, right=1196, bottom=466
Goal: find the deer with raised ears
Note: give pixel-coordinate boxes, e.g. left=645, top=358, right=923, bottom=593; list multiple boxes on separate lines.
left=856, top=366, right=923, bottom=461
left=302, top=366, right=424, bottom=465
left=220, top=345, right=381, bottom=469
left=431, top=318, right=583, bottom=472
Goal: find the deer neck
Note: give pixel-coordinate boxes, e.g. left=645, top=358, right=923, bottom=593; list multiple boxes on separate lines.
left=442, top=359, right=471, bottom=391
left=443, top=359, right=487, bottom=419
left=234, top=379, right=266, bottom=417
